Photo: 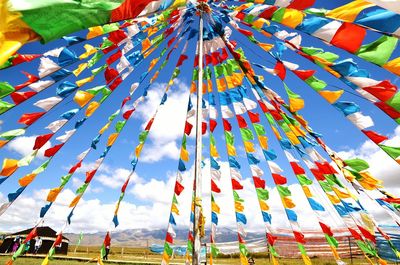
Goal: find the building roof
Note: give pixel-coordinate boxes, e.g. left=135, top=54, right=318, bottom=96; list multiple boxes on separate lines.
left=9, top=226, right=69, bottom=241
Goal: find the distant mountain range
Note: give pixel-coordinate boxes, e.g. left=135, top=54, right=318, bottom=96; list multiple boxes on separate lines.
left=64, top=228, right=262, bottom=246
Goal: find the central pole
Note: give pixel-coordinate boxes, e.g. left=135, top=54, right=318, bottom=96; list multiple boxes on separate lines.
left=193, top=7, right=204, bottom=265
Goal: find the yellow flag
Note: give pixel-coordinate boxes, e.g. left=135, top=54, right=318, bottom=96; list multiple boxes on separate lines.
left=41, top=256, right=49, bottom=265
left=0, top=158, right=19, bottom=176
left=259, top=43, right=274, bottom=52
left=107, top=133, right=119, bottom=146
left=216, top=78, right=227, bottom=92
left=244, top=141, right=255, bottom=153
left=301, top=254, right=312, bottom=265
left=47, top=187, right=62, bottom=202
left=142, top=39, right=151, bottom=52
left=302, top=186, right=313, bottom=198
left=281, top=9, right=305, bottom=28
left=383, top=57, right=400, bottom=76
left=326, top=193, right=340, bottom=204
left=74, top=90, right=94, bottom=107
left=240, top=254, right=249, bottom=265
left=332, top=187, right=351, bottom=199
left=18, top=173, right=36, bottom=187
left=212, top=201, right=220, bottom=214
left=73, top=63, right=88, bottom=77
left=258, top=135, right=268, bottom=150
left=286, top=131, right=301, bottom=145
left=86, top=26, right=104, bottom=39
left=135, top=143, right=144, bottom=157
left=210, top=144, right=219, bottom=158
left=171, top=203, right=180, bottom=215
left=99, top=122, right=111, bottom=134
left=235, top=201, right=244, bottom=212
left=259, top=200, right=270, bottom=211
left=76, top=75, right=94, bottom=87
left=79, top=44, right=97, bottom=59
left=69, top=195, right=82, bottom=207
left=289, top=98, right=304, bottom=112
left=85, top=101, right=100, bottom=117
left=326, top=0, right=374, bottom=22
left=282, top=197, right=296, bottom=209
left=225, top=76, right=235, bottom=89
left=227, top=144, right=237, bottom=156
left=180, top=148, right=189, bottom=162
left=319, top=90, right=344, bottom=104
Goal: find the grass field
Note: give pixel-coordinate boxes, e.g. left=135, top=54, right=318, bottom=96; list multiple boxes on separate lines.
left=0, top=254, right=383, bottom=265
left=0, top=245, right=392, bottom=265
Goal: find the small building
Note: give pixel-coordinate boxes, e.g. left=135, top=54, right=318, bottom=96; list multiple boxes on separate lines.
left=0, top=226, right=69, bottom=255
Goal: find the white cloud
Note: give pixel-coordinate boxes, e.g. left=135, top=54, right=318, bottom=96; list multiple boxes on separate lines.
left=6, top=135, right=52, bottom=159
left=337, top=126, right=400, bottom=193
left=133, top=80, right=191, bottom=162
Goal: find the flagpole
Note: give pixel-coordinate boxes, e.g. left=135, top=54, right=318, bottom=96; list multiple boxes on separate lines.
left=193, top=4, right=204, bottom=265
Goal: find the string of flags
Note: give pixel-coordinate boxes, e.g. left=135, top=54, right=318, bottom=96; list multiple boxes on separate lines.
left=1, top=1, right=400, bottom=265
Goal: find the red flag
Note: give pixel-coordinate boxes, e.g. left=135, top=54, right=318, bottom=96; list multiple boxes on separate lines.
left=248, top=111, right=260, bottom=123
left=222, top=119, right=232, bottom=131
left=123, top=109, right=135, bottom=120
left=292, top=69, right=315, bottom=80
left=310, top=168, right=325, bottom=181
left=110, top=0, right=157, bottom=22
left=184, top=121, right=193, bottom=135
left=348, top=228, right=363, bottom=241
left=104, top=67, right=119, bottom=84
left=24, top=227, right=38, bottom=243
left=272, top=174, right=287, bottom=185
left=259, top=6, right=278, bottom=20
left=253, top=177, right=265, bottom=189
left=109, top=77, right=122, bottom=91
left=258, top=100, right=268, bottom=112
left=10, top=91, right=37, bottom=105
left=231, top=179, right=243, bottom=190
left=104, top=232, right=111, bottom=247
left=220, top=49, right=228, bottom=61
left=85, top=170, right=97, bottom=183
left=357, top=225, right=376, bottom=243
left=174, top=181, right=184, bottom=196
left=287, top=0, right=315, bottom=10
left=375, top=101, right=400, bottom=119
left=54, top=233, right=63, bottom=246
left=19, top=112, right=46, bottom=125
left=12, top=54, right=41, bottom=66
left=106, top=50, right=122, bottom=65
left=33, top=133, right=54, bottom=150
left=121, top=178, right=129, bottom=193
left=315, top=162, right=337, bottom=174
left=293, top=231, right=306, bottom=244
left=290, top=162, right=305, bottom=175
left=330, top=23, right=366, bottom=54
left=210, top=119, right=217, bottom=133
left=319, top=222, right=333, bottom=236
left=69, top=161, right=82, bottom=174
left=166, top=233, right=174, bottom=244
left=211, top=180, right=221, bottom=193
left=362, top=130, right=388, bottom=144
left=236, top=115, right=247, bottom=128
left=274, top=61, right=286, bottom=80
left=202, top=122, right=207, bottom=135
left=177, top=55, right=188, bottom=67
left=108, top=30, right=127, bottom=44
left=363, top=80, right=397, bottom=102
left=267, top=233, right=277, bottom=245
left=44, top=143, right=64, bottom=157
left=145, top=118, right=154, bottom=130
left=15, top=72, right=39, bottom=90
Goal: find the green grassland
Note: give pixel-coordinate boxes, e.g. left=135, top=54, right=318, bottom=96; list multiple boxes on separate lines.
left=0, top=245, right=389, bottom=265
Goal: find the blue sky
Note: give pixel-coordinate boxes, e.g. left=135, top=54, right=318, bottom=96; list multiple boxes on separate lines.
left=0, top=0, right=399, bottom=234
